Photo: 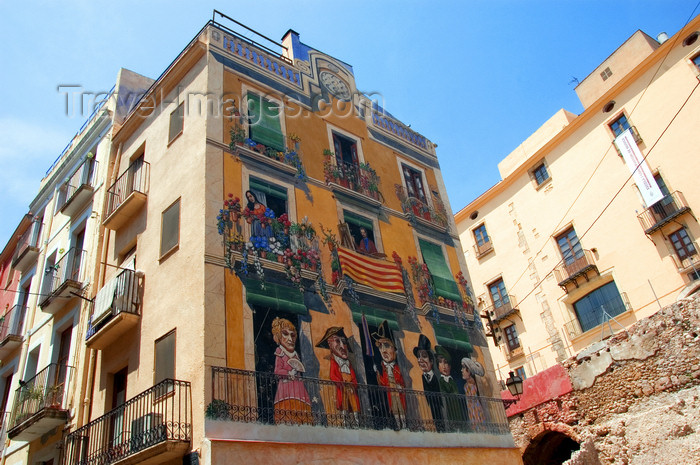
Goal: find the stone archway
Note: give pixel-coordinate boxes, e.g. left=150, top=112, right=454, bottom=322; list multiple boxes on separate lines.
left=522, top=430, right=580, bottom=465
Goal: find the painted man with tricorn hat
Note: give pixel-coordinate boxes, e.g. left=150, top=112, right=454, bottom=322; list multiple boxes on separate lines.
left=372, top=320, right=406, bottom=429
left=316, top=326, right=360, bottom=424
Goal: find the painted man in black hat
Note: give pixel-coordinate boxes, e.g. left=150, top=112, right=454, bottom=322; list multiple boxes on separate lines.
left=372, top=320, right=406, bottom=429
left=413, top=334, right=444, bottom=431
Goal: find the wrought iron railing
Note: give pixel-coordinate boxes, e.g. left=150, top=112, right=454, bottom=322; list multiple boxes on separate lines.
left=12, top=220, right=41, bottom=263
left=637, top=191, right=691, bottom=234
left=209, top=366, right=509, bottom=434
left=62, top=379, right=191, bottom=465
left=484, top=295, right=518, bottom=323
left=395, top=185, right=449, bottom=228
left=56, top=157, right=97, bottom=211
left=554, top=249, right=598, bottom=287
left=564, top=292, right=631, bottom=338
left=105, top=158, right=150, bottom=219
left=86, top=268, right=141, bottom=340
left=9, top=363, right=73, bottom=429
left=0, top=305, right=26, bottom=342
left=325, top=159, right=383, bottom=202
left=40, top=248, right=86, bottom=299
left=473, top=240, right=494, bottom=258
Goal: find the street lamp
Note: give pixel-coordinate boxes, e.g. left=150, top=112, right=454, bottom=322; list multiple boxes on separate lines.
left=502, top=371, right=524, bottom=408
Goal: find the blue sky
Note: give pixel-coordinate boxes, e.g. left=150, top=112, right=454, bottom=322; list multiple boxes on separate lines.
left=0, top=0, right=697, bottom=247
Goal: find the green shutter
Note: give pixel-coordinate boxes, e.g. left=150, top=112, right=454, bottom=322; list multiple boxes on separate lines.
left=418, top=239, right=462, bottom=303
left=343, top=210, right=373, bottom=230
left=249, top=178, right=288, bottom=200
left=432, top=322, right=473, bottom=353
left=247, top=93, right=284, bottom=151
left=243, top=279, right=307, bottom=315
left=349, top=304, right=399, bottom=331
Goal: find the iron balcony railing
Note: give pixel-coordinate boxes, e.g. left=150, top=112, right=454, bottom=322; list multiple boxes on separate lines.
left=484, top=295, right=518, bottom=323
left=473, top=240, right=494, bottom=258
left=105, top=158, right=150, bottom=219
left=40, top=248, right=86, bottom=299
left=554, top=249, right=598, bottom=287
left=637, top=191, right=691, bottom=234
left=394, top=185, right=449, bottom=229
left=564, top=292, right=631, bottom=338
left=9, top=363, right=73, bottom=430
left=0, top=305, right=26, bottom=342
left=86, top=268, right=141, bottom=340
left=326, top=159, right=383, bottom=202
left=209, top=367, right=509, bottom=434
left=56, top=157, right=97, bottom=212
left=62, top=379, right=192, bottom=465
left=0, top=411, right=8, bottom=454
left=12, top=220, right=41, bottom=264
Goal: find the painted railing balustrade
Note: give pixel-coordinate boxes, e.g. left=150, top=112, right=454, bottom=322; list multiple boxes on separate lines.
left=62, top=379, right=191, bottom=465
left=40, top=248, right=86, bottom=300
left=9, top=363, right=73, bottom=430
left=209, top=366, right=509, bottom=434
left=323, top=151, right=383, bottom=202
left=395, top=185, right=449, bottom=229
left=221, top=34, right=300, bottom=87
left=371, top=111, right=429, bottom=151
left=0, top=305, right=26, bottom=342
left=105, top=158, right=150, bottom=219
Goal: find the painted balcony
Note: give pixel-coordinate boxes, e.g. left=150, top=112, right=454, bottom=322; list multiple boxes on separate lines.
left=637, top=191, right=692, bottom=235
left=229, top=131, right=306, bottom=182
left=62, top=379, right=191, bottom=465
left=8, top=363, right=73, bottom=441
left=484, top=295, right=519, bottom=324
left=395, top=185, right=449, bottom=232
left=209, top=367, right=510, bottom=435
left=554, top=249, right=599, bottom=290
left=11, top=222, right=41, bottom=272
left=0, top=305, right=27, bottom=359
left=86, top=269, right=141, bottom=350
left=103, top=159, right=150, bottom=230
left=39, top=248, right=86, bottom=314
left=56, top=157, right=97, bottom=218
left=325, top=159, right=383, bottom=205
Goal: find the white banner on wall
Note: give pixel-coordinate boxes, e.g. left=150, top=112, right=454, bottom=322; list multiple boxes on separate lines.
left=614, top=129, right=664, bottom=207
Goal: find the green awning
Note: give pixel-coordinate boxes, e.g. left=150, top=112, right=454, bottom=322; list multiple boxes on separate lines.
left=418, top=239, right=462, bottom=303
left=432, top=322, right=473, bottom=353
left=343, top=210, right=373, bottom=230
left=350, top=304, right=399, bottom=331
left=249, top=177, right=288, bottom=200
left=244, top=279, right=307, bottom=315
left=247, top=93, right=285, bottom=151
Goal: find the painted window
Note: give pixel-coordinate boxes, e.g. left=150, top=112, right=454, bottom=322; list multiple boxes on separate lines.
left=504, top=324, right=520, bottom=351
left=573, top=281, right=626, bottom=333
left=246, top=92, right=284, bottom=151
left=402, top=164, right=427, bottom=204
left=556, top=227, right=584, bottom=265
left=249, top=177, right=288, bottom=218
left=669, top=227, right=697, bottom=260
left=609, top=114, right=631, bottom=137
left=332, top=132, right=359, bottom=167
left=533, top=162, right=550, bottom=186
left=168, top=102, right=184, bottom=143
left=488, top=278, right=510, bottom=309
left=160, top=199, right=180, bottom=257
left=418, top=239, right=462, bottom=303
left=343, top=210, right=379, bottom=255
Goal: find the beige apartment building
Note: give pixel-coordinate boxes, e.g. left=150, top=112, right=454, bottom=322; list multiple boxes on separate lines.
left=0, top=12, right=522, bottom=465
left=456, top=16, right=700, bottom=382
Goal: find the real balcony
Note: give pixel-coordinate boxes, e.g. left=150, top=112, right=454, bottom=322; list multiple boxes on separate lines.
left=564, top=292, right=632, bottom=339
left=484, top=295, right=519, bottom=323
left=0, top=305, right=27, bottom=359
left=637, top=191, right=692, bottom=235
left=395, top=185, right=449, bottom=232
left=62, top=379, right=191, bottom=465
left=473, top=240, right=494, bottom=259
left=56, top=157, right=98, bottom=218
left=86, top=269, right=142, bottom=350
left=11, top=221, right=41, bottom=272
left=103, top=159, right=150, bottom=230
left=554, top=249, right=599, bottom=290
left=505, top=345, right=524, bottom=361
left=325, top=158, right=384, bottom=206
left=39, top=248, right=86, bottom=314
left=7, top=363, right=73, bottom=441
left=209, top=367, right=509, bottom=434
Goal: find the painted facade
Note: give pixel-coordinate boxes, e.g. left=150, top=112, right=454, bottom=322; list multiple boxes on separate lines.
left=455, top=17, right=700, bottom=389
left=0, top=14, right=521, bottom=465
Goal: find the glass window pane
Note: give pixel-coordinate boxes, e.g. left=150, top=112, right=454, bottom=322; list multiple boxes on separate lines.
left=160, top=200, right=180, bottom=256
left=573, top=281, right=625, bottom=332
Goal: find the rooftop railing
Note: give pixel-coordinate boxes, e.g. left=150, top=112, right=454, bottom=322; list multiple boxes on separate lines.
left=62, top=379, right=191, bottom=465
left=637, top=191, right=692, bottom=234
left=209, top=366, right=509, bottom=435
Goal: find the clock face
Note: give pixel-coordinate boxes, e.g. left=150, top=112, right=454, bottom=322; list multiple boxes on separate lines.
left=320, top=71, right=351, bottom=100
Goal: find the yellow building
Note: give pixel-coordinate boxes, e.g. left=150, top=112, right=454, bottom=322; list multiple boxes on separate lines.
left=455, top=17, right=700, bottom=382
left=0, top=14, right=521, bottom=465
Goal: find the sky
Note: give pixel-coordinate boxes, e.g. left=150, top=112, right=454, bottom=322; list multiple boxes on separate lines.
left=0, top=0, right=697, bottom=248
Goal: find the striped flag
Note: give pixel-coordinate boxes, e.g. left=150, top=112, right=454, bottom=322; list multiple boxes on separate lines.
left=336, top=247, right=404, bottom=294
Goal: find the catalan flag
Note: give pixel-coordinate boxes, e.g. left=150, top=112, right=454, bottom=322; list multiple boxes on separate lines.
left=337, top=247, right=404, bottom=294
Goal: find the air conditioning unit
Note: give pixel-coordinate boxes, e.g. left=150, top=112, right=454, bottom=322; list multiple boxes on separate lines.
left=130, top=413, right=166, bottom=453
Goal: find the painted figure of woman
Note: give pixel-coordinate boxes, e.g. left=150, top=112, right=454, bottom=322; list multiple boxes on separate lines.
left=271, top=317, right=313, bottom=425
left=461, top=357, right=486, bottom=426
left=245, top=190, right=273, bottom=245
left=435, top=345, right=465, bottom=430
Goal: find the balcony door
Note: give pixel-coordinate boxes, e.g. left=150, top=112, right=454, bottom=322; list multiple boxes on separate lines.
left=110, top=368, right=128, bottom=448
left=53, top=326, right=72, bottom=406
left=402, top=165, right=427, bottom=204
left=556, top=228, right=583, bottom=267
left=488, top=279, right=510, bottom=310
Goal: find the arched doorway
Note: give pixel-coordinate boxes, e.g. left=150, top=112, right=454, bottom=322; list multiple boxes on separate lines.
left=522, top=430, right=580, bottom=465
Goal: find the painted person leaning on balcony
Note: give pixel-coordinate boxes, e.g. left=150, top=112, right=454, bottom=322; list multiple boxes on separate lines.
left=357, top=227, right=378, bottom=255
left=245, top=190, right=273, bottom=245
left=271, top=317, right=313, bottom=425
